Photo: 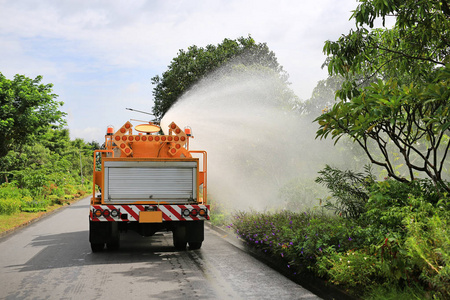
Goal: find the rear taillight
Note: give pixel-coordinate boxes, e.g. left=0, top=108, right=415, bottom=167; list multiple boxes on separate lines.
left=102, top=209, right=110, bottom=218
left=92, top=208, right=120, bottom=219
left=94, top=209, right=102, bottom=218
left=110, top=209, right=119, bottom=218
left=181, top=208, right=208, bottom=218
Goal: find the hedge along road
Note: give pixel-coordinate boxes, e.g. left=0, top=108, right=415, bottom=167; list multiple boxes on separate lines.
left=0, top=197, right=321, bottom=300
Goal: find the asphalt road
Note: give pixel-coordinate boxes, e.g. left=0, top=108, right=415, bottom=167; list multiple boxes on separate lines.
left=0, top=197, right=321, bottom=300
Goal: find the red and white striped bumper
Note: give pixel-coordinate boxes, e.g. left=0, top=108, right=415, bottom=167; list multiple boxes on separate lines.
left=90, top=204, right=210, bottom=222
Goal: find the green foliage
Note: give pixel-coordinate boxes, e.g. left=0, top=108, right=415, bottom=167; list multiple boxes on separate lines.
left=316, top=0, right=450, bottom=192
left=2, top=127, right=96, bottom=185
left=0, top=128, right=96, bottom=214
left=324, top=0, right=449, bottom=90
left=0, top=183, right=29, bottom=199
left=209, top=197, right=232, bottom=227
left=315, top=165, right=375, bottom=218
left=0, top=198, right=21, bottom=215
left=20, top=196, right=49, bottom=212
left=303, top=2, right=450, bottom=295
left=299, top=75, right=344, bottom=116
left=363, top=179, right=447, bottom=230
left=230, top=177, right=450, bottom=298
left=406, top=214, right=450, bottom=298
left=315, top=71, right=450, bottom=190
left=316, top=248, right=383, bottom=287
left=0, top=73, right=96, bottom=216
left=231, top=211, right=361, bottom=272
left=0, top=73, right=66, bottom=162
left=151, top=35, right=291, bottom=119
left=364, top=284, right=427, bottom=300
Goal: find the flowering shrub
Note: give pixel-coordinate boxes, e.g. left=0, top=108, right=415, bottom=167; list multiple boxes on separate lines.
left=229, top=177, right=450, bottom=298
left=231, top=210, right=366, bottom=272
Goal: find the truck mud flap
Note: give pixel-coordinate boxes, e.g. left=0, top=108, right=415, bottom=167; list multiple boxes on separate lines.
left=89, top=221, right=113, bottom=244
left=186, top=220, right=204, bottom=242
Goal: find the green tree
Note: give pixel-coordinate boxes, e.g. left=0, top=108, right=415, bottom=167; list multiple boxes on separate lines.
left=300, top=75, right=344, bottom=116
left=151, top=36, right=290, bottom=120
left=3, top=128, right=96, bottom=189
left=0, top=73, right=66, bottom=176
left=315, top=0, right=450, bottom=192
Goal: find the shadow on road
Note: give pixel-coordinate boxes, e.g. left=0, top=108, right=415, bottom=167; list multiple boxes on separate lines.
left=8, top=230, right=188, bottom=273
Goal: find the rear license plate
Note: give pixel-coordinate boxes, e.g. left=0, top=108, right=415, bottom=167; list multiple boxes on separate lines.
left=139, top=211, right=163, bottom=223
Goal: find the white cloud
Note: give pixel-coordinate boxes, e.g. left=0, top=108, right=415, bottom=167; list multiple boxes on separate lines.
left=70, top=126, right=104, bottom=143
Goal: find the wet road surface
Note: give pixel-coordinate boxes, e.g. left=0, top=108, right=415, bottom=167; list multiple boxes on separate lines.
left=0, top=197, right=321, bottom=299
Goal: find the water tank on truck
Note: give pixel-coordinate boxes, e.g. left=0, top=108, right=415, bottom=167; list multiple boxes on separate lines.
left=89, top=120, right=208, bottom=252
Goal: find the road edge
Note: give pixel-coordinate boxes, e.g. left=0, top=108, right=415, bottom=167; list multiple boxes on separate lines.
left=206, top=221, right=358, bottom=300
left=0, top=197, right=88, bottom=241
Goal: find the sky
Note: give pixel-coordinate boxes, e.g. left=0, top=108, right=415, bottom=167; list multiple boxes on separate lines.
left=0, top=0, right=359, bottom=142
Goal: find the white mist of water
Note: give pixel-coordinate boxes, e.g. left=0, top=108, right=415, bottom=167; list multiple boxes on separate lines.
left=161, top=67, right=346, bottom=211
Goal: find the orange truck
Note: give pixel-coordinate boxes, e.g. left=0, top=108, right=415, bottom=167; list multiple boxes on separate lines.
left=89, top=121, right=208, bottom=252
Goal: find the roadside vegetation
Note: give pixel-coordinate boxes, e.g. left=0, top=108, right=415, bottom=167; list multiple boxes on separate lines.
left=228, top=173, right=449, bottom=299
left=0, top=73, right=97, bottom=233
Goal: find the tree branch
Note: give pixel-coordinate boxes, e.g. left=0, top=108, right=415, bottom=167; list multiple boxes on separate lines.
left=375, top=45, right=445, bottom=66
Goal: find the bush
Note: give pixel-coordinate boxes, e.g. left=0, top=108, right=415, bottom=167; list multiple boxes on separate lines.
left=231, top=211, right=362, bottom=271
left=52, top=186, right=65, bottom=198
left=0, top=183, right=30, bottom=199
left=363, top=179, right=448, bottom=233
left=315, top=165, right=374, bottom=219
left=64, top=184, right=77, bottom=196
left=0, top=198, right=21, bottom=214
left=20, top=196, right=49, bottom=212
left=19, top=171, right=48, bottom=197
left=209, top=197, right=232, bottom=227
left=0, top=183, right=27, bottom=214
left=405, top=213, right=450, bottom=298
left=316, top=248, right=383, bottom=288
left=47, top=195, right=62, bottom=205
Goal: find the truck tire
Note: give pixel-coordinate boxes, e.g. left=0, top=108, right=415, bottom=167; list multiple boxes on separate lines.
left=91, top=243, right=105, bottom=252
left=188, top=241, right=202, bottom=250
left=106, top=241, right=120, bottom=250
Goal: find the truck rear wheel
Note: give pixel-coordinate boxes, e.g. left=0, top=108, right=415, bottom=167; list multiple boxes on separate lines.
left=174, top=240, right=187, bottom=250
left=91, top=243, right=105, bottom=252
left=188, top=241, right=202, bottom=250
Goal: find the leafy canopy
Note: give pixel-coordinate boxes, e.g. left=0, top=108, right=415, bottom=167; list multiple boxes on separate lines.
left=151, top=36, right=289, bottom=120
left=0, top=73, right=66, bottom=160
left=315, top=0, right=450, bottom=191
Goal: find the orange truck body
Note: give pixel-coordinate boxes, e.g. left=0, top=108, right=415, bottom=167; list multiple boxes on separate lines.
left=89, top=121, right=208, bottom=252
